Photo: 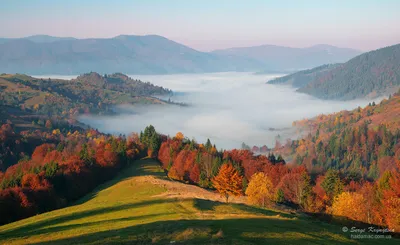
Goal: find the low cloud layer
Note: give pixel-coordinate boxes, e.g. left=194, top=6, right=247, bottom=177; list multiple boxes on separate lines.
left=73, top=72, right=377, bottom=149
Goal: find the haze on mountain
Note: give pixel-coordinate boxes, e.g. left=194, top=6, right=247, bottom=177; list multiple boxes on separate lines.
left=0, top=35, right=361, bottom=75
left=268, top=43, right=400, bottom=100
left=213, top=44, right=360, bottom=73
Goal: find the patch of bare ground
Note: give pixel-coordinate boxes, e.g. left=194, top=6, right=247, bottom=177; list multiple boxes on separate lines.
left=135, top=175, right=247, bottom=204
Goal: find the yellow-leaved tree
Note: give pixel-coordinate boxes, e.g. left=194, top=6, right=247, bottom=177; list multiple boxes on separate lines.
left=329, top=191, right=368, bottom=222
left=245, top=172, right=274, bottom=207
left=175, top=132, right=184, bottom=141
left=212, top=163, right=242, bottom=202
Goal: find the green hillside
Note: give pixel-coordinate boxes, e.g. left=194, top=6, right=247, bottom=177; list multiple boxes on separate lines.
left=0, top=158, right=395, bottom=245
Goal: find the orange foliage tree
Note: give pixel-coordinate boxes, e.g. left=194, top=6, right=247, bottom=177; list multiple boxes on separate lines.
left=382, top=160, right=400, bottom=231
left=212, top=163, right=242, bottom=202
left=175, top=132, right=184, bottom=141
left=31, top=144, right=56, bottom=165
left=21, top=173, right=42, bottom=190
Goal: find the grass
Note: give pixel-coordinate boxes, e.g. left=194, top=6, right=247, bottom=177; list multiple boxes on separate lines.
left=0, top=158, right=397, bottom=245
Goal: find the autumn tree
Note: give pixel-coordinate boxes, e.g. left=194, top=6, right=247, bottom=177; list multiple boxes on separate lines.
left=32, top=144, right=55, bottom=164
left=21, top=173, right=42, bottom=190
left=245, top=172, right=274, bottom=207
left=277, top=170, right=313, bottom=210
left=175, top=132, right=184, bottom=141
left=212, top=163, right=243, bottom=202
left=45, top=120, right=53, bottom=129
left=330, top=192, right=368, bottom=223
left=168, top=166, right=182, bottom=181
left=201, top=153, right=214, bottom=179
left=382, top=160, right=400, bottom=230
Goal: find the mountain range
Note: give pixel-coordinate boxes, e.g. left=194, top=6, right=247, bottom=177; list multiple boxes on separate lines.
left=0, top=35, right=361, bottom=75
left=212, top=44, right=360, bottom=73
left=267, top=43, right=400, bottom=100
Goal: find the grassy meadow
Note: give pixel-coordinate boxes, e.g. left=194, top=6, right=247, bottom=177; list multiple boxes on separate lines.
left=0, top=158, right=396, bottom=245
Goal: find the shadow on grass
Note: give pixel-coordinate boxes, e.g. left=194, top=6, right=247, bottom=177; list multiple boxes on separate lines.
left=0, top=199, right=177, bottom=240
left=25, top=218, right=396, bottom=245
left=193, top=199, right=294, bottom=219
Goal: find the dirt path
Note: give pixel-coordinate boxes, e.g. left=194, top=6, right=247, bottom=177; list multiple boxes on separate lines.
left=135, top=175, right=247, bottom=204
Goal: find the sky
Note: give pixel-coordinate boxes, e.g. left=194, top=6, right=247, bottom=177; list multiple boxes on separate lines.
left=1, top=0, right=399, bottom=51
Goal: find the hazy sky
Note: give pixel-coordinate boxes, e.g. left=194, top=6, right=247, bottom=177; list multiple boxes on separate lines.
left=1, top=0, right=399, bottom=51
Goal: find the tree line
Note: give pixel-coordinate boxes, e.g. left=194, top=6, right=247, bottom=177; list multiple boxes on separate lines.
left=155, top=130, right=400, bottom=231
left=0, top=125, right=145, bottom=225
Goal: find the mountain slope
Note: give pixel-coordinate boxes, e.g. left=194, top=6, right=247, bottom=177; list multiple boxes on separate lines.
left=0, top=72, right=171, bottom=118
left=273, top=91, right=400, bottom=173
left=295, top=44, right=400, bottom=100
left=267, top=64, right=341, bottom=88
left=0, top=35, right=360, bottom=75
left=0, top=158, right=391, bottom=245
left=213, top=44, right=361, bottom=72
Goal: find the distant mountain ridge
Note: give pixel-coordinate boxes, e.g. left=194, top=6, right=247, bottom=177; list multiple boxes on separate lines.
left=0, top=35, right=361, bottom=75
left=268, top=43, right=400, bottom=100
left=0, top=35, right=77, bottom=44
left=212, top=44, right=361, bottom=72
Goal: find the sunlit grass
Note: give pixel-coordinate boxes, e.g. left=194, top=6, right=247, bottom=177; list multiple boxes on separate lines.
left=0, top=158, right=396, bottom=244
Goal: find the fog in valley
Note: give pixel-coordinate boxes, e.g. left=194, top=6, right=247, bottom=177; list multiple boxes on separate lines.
left=38, top=72, right=378, bottom=149
left=72, top=72, right=382, bottom=150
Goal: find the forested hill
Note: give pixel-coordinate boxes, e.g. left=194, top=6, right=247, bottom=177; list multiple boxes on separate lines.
left=267, top=64, right=340, bottom=88
left=268, top=43, right=400, bottom=100
left=0, top=72, right=171, bottom=119
left=74, top=72, right=171, bottom=96
left=274, top=90, right=400, bottom=178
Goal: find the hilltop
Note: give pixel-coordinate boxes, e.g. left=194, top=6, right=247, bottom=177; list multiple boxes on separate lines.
left=268, top=43, right=400, bottom=100
left=0, top=35, right=360, bottom=74
left=0, top=158, right=392, bottom=245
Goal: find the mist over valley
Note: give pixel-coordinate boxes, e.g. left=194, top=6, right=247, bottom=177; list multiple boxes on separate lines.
left=63, top=72, right=378, bottom=149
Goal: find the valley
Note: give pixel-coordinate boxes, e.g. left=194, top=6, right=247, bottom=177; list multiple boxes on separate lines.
left=1, top=2, right=399, bottom=243
left=78, top=72, right=374, bottom=149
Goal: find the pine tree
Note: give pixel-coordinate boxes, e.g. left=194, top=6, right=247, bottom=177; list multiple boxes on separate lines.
left=300, top=173, right=313, bottom=210
left=211, top=156, right=222, bottom=177
left=275, top=189, right=285, bottom=203
left=205, top=138, right=212, bottom=152
left=321, top=169, right=343, bottom=203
